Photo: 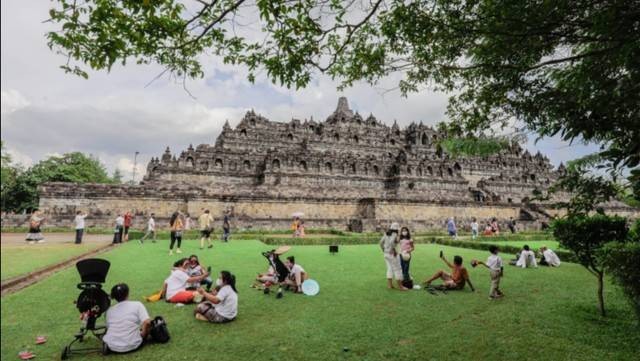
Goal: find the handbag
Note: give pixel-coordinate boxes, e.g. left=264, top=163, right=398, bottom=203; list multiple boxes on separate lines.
left=149, top=316, right=170, bottom=343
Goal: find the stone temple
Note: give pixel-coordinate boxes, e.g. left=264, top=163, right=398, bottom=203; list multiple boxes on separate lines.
left=33, top=98, right=636, bottom=231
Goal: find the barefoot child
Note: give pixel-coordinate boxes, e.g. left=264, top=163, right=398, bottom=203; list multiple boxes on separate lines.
left=473, top=245, right=504, bottom=300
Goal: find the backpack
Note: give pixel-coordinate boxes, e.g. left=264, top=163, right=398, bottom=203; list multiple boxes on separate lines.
left=149, top=316, right=170, bottom=343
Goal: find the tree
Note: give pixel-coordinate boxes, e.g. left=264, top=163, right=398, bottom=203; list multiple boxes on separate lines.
left=1, top=141, right=20, bottom=211
left=6, top=152, right=113, bottom=212
left=553, top=214, right=628, bottom=317
left=46, top=0, right=639, bottom=178
left=112, top=168, right=124, bottom=184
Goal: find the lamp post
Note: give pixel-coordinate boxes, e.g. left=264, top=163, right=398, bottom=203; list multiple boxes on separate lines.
left=132, top=151, right=140, bottom=184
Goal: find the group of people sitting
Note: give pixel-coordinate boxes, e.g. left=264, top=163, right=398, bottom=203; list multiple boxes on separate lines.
left=510, top=245, right=562, bottom=268
left=101, top=256, right=239, bottom=354
left=254, top=256, right=308, bottom=293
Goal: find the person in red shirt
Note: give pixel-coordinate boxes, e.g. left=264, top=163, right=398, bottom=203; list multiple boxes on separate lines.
left=123, top=211, right=134, bottom=242
left=424, top=253, right=475, bottom=291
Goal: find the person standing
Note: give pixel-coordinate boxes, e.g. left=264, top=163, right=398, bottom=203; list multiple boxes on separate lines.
left=198, top=209, right=214, bottom=249
left=123, top=211, right=134, bottom=242
left=113, top=213, right=125, bottom=244
left=222, top=214, right=231, bottom=242
left=73, top=210, right=88, bottom=244
left=473, top=245, right=504, bottom=300
left=140, top=213, right=156, bottom=243
left=169, top=212, right=184, bottom=255
left=25, top=210, right=45, bottom=244
left=508, top=217, right=517, bottom=234
left=446, top=217, right=457, bottom=239
left=379, top=222, right=407, bottom=290
left=470, top=217, right=479, bottom=240
left=398, top=227, right=415, bottom=282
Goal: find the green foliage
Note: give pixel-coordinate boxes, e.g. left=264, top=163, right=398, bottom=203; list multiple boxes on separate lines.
left=553, top=214, right=628, bottom=316
left=600, top=239, right=640, bottom=322
left=46, top=0, right=640, bottom=176
left=1, top=141, right=21, bottom=210
left=3, top=152, right=113, bottom=212
left=438, top=137, right=509, bottom=158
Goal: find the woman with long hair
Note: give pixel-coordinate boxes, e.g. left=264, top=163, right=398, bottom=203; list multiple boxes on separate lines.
left=194, top=270, right=238, bottom=323
left=169, top=211, right=184, bottom=255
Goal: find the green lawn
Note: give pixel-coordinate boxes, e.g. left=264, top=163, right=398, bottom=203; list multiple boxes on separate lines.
left=477, top=240, right=562, bottom=250
left=1, top=242, right=107, bottom=281
left=2, top=239, right=639, bottom=361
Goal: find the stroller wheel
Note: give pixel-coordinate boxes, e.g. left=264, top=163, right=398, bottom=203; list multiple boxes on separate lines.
left=276, top=290, right=283, bottom=299
left=61, top=346, right=70, bottom=360
left=263, top=288, right=270, bottom=295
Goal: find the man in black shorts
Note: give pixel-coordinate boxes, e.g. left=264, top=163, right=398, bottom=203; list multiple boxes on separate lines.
left=198, top=209, right=214, bottom=249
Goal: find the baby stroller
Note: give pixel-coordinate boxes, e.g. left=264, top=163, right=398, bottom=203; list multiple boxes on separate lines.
left=61, top=258, right=111, bottom=360
left=261, top=246, right=291, bottom=299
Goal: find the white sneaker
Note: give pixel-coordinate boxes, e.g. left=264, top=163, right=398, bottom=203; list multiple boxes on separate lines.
left=176, top=248, right=182, bottom=254
left=169, top=250, right=173, bottom=256
left=37, top=240, right=46, bottom=244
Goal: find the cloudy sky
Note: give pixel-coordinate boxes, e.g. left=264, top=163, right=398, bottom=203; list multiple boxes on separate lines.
left=1, top=1, right=597, bottom=182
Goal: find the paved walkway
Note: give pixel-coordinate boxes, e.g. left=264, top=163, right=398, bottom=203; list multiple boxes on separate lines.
left=1, top=232, right=112, bottom=245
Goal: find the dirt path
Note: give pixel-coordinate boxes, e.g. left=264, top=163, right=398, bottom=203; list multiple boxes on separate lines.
left=1, top=232, right=112, bottom=244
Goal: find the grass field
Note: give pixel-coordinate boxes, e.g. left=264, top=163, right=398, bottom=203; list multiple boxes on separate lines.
left=1, top=242, right=107, bottom=281
left=1, top=239, right=639, bottom=361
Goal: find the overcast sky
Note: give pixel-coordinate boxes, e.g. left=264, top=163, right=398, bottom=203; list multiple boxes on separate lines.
left=1, top=1, right=597, bottom=182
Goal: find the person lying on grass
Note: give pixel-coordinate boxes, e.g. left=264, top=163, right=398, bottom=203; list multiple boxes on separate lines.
left=472, top=245, right=504, bottom=300
left=103, top=283, right=151, bottom=354
left=194, top=271, right=238, bottom=323
left=162, top=258, right=209, bottom=304
left=284, top=256, right=308, bottom=293
left=423, top=254, right=475, bottom=292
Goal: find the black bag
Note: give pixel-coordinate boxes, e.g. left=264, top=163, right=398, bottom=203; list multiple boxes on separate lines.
left=149, top=316, right=170, bottom=343
left=402, top=279, right=414, bottom=289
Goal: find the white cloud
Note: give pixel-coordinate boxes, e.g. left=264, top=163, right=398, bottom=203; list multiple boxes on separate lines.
left=1, top=89, right=29, bottom=115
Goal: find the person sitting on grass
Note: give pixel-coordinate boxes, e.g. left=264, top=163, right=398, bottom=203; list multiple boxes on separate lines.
left=194, top=271, right=238, bottom=323
left=472, top=245, right=504, bottom=300
left=103, top=283, right=151, bottom=354
left=252, top=265, right=276, bottom=288
left=539, top=246, right=561, bottom=267
left=284, top=256, right=308, bottom=293
left=162, top=258, right=209, bottom=304
left=511, top=245, right=538, bottom=268
left=186, top=255, right=213, bottom=291
left=424, top=254, right=475, bottom=291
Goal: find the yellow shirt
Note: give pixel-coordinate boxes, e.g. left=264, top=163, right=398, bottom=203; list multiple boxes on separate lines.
left=198, top=213, right=213, bottom=230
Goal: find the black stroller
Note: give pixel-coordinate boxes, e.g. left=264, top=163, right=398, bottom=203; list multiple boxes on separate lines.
left=61, top=258, right=111, bottom=360
left=261, top=247, right=291, bottom=299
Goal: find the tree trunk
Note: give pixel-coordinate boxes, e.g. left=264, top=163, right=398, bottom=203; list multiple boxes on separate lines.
left=597, top=271, right=606, bottom=317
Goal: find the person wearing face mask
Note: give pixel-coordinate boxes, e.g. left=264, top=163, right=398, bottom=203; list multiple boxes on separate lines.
left=380, top=222, right=407, bottom=290
left=194, top=271, right=238, bottom=323
left=398, top=227, right=415, bottom=283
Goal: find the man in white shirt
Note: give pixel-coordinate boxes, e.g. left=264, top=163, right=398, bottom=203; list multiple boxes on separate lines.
left=103, top=283, right=151, bottom=354
left=515, top=245, right=538, bottom=268
left=540, top=246, right=561, bottom=267
left=113, top=213, right=125, bottom=244
left=284, top=256, right=307, bottom=293
left=73, top=211, right=87, bottom=244
left=140, top=213, right=156, bottom=244
left=475, top=245, right=504, bottom=300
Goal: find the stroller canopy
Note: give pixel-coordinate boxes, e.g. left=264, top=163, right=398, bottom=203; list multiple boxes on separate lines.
left=76, top=258, right=110, bottom=284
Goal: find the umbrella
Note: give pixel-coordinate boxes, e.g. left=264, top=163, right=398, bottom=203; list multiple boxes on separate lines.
left=291, top=212, right=304, bottom=218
